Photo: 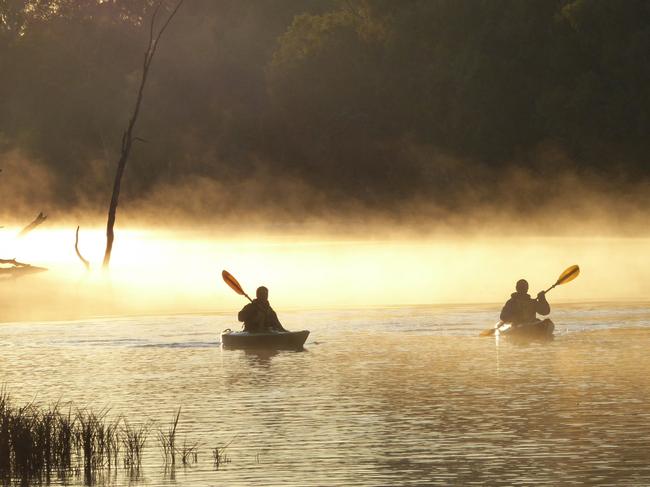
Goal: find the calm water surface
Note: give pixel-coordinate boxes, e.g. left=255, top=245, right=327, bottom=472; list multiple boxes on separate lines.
left=1, top=302, right=650, bottom=486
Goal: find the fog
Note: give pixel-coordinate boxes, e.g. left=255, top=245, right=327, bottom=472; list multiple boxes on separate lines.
left=1, top=223, right=649, bottom=323
left=2, top=1, right=650, bottom=322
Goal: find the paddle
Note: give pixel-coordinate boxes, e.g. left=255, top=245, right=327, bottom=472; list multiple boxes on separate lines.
left=479, top=265, right=580, bottom=337
left=222, top=270, right=253, bottom=303
left=221, top=270, right=290, bottom=334
left=544, top=264, right=580, bottom=293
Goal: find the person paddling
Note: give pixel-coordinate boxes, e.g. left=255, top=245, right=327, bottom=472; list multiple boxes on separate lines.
left=500, top=279, right=550, bottom=325
left=238, top=286, right=287, bottom=333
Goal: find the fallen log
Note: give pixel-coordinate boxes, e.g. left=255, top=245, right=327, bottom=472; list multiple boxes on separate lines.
left=0, top=258, right=48, bottom=279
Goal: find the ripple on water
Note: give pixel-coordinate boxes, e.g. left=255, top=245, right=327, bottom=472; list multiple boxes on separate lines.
left=0, top=304, right=650, bottom=485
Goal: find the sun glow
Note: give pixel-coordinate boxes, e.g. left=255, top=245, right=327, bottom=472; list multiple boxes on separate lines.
left=1, top=226, right=649, bottom=322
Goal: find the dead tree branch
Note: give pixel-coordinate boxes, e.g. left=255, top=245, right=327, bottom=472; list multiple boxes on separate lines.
left=75, top=226, right=90, bottom=270
left=102, top=0, right=185, bottom=269
left=18, top=212, right=47, bottom=237
left=0, top=258, right=47, bottom=279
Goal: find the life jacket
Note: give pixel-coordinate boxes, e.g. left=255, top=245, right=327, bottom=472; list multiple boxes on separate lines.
left=240, top=300, right=280, bottom=332
left=507, top=292, right=537, bottom=323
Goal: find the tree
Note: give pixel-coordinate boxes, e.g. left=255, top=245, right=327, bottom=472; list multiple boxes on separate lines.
left=102, top=0, right=184, bottom=269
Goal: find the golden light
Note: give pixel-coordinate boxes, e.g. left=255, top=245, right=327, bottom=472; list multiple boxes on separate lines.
left=1, top=226, right=649, bottom=322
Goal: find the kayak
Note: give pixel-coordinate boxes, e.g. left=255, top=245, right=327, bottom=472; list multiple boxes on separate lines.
left=496, top=318, right=555, bottom=341
left=221, top=329, right=309, bottom=350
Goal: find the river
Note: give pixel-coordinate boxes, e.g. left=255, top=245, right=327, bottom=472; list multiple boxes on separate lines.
left=1, top=302, right=650, bottom=485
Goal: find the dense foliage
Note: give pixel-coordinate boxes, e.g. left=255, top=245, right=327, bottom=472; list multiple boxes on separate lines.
left=1, top=0, right=649, bottom=220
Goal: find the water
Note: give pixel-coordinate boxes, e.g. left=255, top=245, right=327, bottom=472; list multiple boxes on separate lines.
left=2, top=302, right=650, bottom=486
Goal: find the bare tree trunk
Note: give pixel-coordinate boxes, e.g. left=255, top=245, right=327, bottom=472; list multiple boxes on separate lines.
left=102, top=0, right=185, bottom=269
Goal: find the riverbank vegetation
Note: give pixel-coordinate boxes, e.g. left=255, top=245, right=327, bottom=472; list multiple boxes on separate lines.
left=0, top=392, right=221, bottom=484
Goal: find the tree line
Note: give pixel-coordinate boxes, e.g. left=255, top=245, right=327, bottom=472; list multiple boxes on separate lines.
left=1, top=0, right=649, bottom=220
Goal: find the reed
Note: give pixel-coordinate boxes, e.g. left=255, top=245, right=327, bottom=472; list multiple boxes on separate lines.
left=121, top=420, right=149, bottom=468
left=212, top=446, right=230, bottom=469
left=54, top=406, right=75, bottom=473
left=0, top=389, right=12, bottom=475
left=0, top=394, right=125, bottom=482
left=8, top=402, right=40, bottom=477
left=76, top=409, right=100, bottom=470
left=0, top=393, right=219, bottom=483
left=157, top=407, right=181, bottom=466
left=212, top=437, right=235, bottom=470
left=0, top=395, right=80, bottom=482
left=179, top=439, right=199, bottom=465
left=105, top=417, right=121, bottom=468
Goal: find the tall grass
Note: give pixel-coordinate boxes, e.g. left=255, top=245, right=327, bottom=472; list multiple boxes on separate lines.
left=0, top=393, right=79, bottom=482
left=212, top=436, right=235, bottom=470
left=179, top=439, right=199, bottom=465
left=157, top=407, right=181, bottom=466
left=157, top=408, right=200, bottom=467
left=0, top=389, right=12, bottom=476
left=0, top=393, right=218, bottom=483
left=0, top=395, right=128, bottom=482
left=121, top=420, right=149, bottom=468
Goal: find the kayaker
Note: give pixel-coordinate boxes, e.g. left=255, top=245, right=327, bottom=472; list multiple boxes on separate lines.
left=500, top=279, right=550, bottom=325
left=238, top=286, right=287, bottom=333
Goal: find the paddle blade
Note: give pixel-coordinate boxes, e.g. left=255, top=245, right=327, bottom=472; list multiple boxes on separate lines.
left=555, top=265, right=580, bottom=286
left=222, top=270, right=245, bottom=296
left=479, top=321, right=504, bottom=337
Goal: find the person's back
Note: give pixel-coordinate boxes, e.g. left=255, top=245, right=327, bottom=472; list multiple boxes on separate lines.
left=238, top=286, right=287, bottom=333
left=500, top=279, right=550, bottom=324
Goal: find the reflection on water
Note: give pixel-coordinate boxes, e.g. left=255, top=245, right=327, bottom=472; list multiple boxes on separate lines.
left=1, top=303, right=650, bottom=485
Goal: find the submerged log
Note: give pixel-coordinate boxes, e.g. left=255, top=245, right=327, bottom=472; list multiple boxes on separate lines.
left=0, top=258, right=48, bottom=279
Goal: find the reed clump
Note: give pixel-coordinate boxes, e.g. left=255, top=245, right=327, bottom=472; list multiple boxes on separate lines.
left=157, top=407, right=181, bottom=466
left=75, top=408, right=121, bottom=471
left=0, top=392, right=77, bottom=482
left=212, top=437, right=235, bottom=470
left=157, top=408, right=200, bottom=467
left=179, top=439, right=199, bottom=465
left=0, top=393, right=126, bottom=482
left=212, top=446, right=230, bottom=470
left=121, top=420, right=149, bottom=468
left=0, top=393, right=217, bottom=483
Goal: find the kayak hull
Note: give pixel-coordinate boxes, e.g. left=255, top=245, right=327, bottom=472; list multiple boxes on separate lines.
left=221, top=330, right=309, bottom=350
left=497, top=319, right=554, bottom=341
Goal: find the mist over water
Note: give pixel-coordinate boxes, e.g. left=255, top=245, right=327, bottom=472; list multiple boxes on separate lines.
left=1, top=225, right=649, bottom=323
left=3, top=1, right=650, bottom=485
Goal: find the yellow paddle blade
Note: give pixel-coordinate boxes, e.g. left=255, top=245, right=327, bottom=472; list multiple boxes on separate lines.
left=479, top=321, right=503, bottom=337
left=222, top=270, right=246, bottom=295
left=556, top=265, right=580, bottom=286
